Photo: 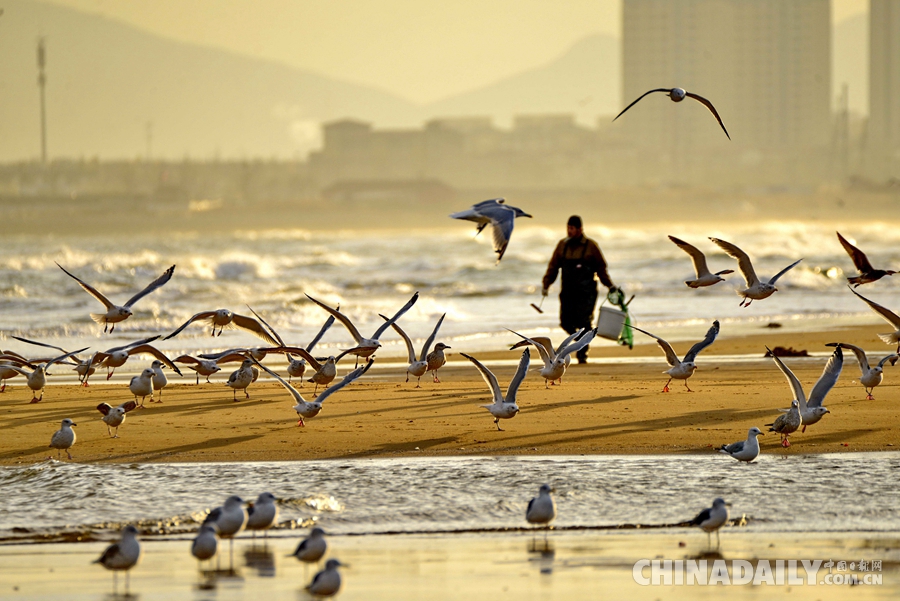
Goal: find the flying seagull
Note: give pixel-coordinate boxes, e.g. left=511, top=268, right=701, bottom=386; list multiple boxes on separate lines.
left=768, top=345, right=842, bottom=434
left=614, top=87, right=730, bottom=139
left=836, top=231, right=896, bottom=287
left=826, top=342, right=897, bottom=400
left=450, top=198, right=532, bottom=263
left=628, top=320, right=719, bottom=392
left=848, top=286, right=900, bottom=353
left=710, top=238, right=801, bottom=307
left=668, top=235, right=734, bottom=288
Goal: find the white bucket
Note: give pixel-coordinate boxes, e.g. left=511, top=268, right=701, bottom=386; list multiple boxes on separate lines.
left=596, top=306, right=626, bottom=341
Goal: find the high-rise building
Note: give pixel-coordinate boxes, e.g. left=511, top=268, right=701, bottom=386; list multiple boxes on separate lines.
left=621, top=0, right=831, bottom=151
left=868, top=0, right=900, bottom=179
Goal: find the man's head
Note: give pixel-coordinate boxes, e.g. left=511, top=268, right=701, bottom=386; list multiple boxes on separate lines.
left=567, top=215, right=583, bottom=238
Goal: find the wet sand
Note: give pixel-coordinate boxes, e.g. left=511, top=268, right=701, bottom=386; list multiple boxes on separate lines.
left=1, top=324, right=897, bottom=465
left=1, top=530, right=897, bottom=600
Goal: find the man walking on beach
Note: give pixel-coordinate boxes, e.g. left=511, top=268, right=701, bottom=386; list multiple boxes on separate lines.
left=541, top=215, right=617, bottom=364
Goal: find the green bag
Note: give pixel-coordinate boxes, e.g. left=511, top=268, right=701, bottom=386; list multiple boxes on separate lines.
left=606, top=288, right=634, bottom=349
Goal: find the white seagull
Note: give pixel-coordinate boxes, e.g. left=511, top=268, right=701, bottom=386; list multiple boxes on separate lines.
left=96, top=401, right=138, bottom=438
left=827, top=342, right=897, bottom=400
left=709, top=238, right=801, bottom=307
left=49, top=418, right=77, bottom=459
left=668, top=235, right=734, bottom=288
left=510, top=332, right=581, bottom=383
left=93, top=525, right=142, bottom=595
left=306, top=558, right=346, bottom=598
left=508, top=327, right=595, bottom=387
left=688, top=498, right=731, bottom=549
left=526, top=483, right=557, bottom=545
left=2, top=347, right=88, bottom=403
left=305, top=292, right=419, bottom=363
left=614, top=87, right=730, bottom=139
left=848, top=286, right=900, bottom=353
left=150, top=360, right=170, bottom=402
left=461, top=348, right=530, bottom=431
left=290, top=527, right=327, bottom=563
left=57, top=262, right=175, bottom=333
left=246, top=492, right=279, bottom=539
left=254, top=357, right=372, bottom=426
left=203, top=495, right=248, bottom=565
left=768, top=345, right=842, bottom=434
left=384, top=313, right=445, bottom=387
left=129, top=368, right=156, bottom=407
left=450, top=198, right=533, bottom=263
left=255, top=311, right=337, bottom=384
left=173, top=355, right=222, bottom=384
left=164, top=309, right=279, bottom=345
left=718, top=427, right=764, bottom=463
left=91, top=337, right=180, bottom=381
left=191, top=524, right=218, bottom=566
left=628, top=320, right=719, bottom=392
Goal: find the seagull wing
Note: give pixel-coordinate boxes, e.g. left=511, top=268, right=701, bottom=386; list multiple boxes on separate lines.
left=306, top=295, right=364, bottom=344
left=105, top=336, right=162, bottom=354
left=807, top=346, right=842, bottom=408
left=382, top=315, right=417, bottom=363
left=123, top=264, right=175, bottom=308
left=506, top=329, right=553, bottom=366
left=485, top=207, right=517, bottom=263
left=247, top=305, right=286, bottom=346
left=709, top=238, right=759, bottom=287
left=505, top=347, right=531, bottom=404
left=767, top=259, right=802, bottom=285
left=56, top=262, right=115, bottom=310
left=316, top=359, right=373, bottom=403
left=125, top=344, right=183, bottom=375
left=556, top=330, right=585, bottom=356
left=628, top=324, right=680, bottom=367
left=371, top=292, right=420, bottom=339
left=683, top=320, right=720, bottom=363
left=689, top=507, right=712, bottom=527
left=96, top=402, right=112, bottom=416
left=510, top=336, right=555, bottom=359
left=257, top=347, right=321, bottom=369
left=877, top=354, right=898, bottom=369
left=306, top=314, right=337, bottom=352
left=419, top=313, right=446, bottom=362
left=721, top=440, right=744, bottom=454
left=669, top=235, right=712, bottom=278
left=10, top=335, right=69, bottom=355
left=767, top=347, right=807, bottom=406
left=613, top=88, right=672, bottom=121
left=120, top=400, right=138, bottom=413
left=826, top=342, right=868, bottom=372
left=460, top=353, right=503, bottom=403
left=557, top=328, right=597, bottom=360
left=231, top=313, right=281, bottom=345
left=849, top=287, right=900, bottom=329
left=252, top=358, right=306, bottom=405
left=164, top=311, right=217, bottom=340
left=45, top=347, right=90, bottom=370
left=836, top=231, right=873, bottom=273
left=684, top=92, right=731, bottom=139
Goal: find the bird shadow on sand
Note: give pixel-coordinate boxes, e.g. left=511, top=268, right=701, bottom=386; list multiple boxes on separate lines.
left=86, top=434, right=265, bottom=463
left=328, top=435, right=461, bottom=459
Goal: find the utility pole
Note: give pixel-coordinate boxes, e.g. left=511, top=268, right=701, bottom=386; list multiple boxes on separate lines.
left=37, top=37, right=48, bottom=165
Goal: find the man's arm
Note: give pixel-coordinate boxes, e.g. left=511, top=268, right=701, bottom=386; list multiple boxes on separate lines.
left=589, top=240, right=615, bottom=289
left=541, top=240, right=566, bottom=292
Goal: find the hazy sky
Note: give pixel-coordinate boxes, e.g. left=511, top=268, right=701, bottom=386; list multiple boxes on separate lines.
left=44, top=0, right=867, bottom=105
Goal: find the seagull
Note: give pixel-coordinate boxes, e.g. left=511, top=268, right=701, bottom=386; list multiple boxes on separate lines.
left=49, top=418, right=77, bottom=459
left=837, top=231, right=896, bottom=287
left=628, top=320, right=719, bottom=392
left=768, top=345, right=842, bottom=434
left=709, top=238, right=802, bottom=306
left=150, top=360, right=170, bottom=403
left=164, top=309, right=279, bottom=345
left=246, top=492, right=279, bottom=540
left=526, top=483, right=557, bottom=545
left=509, top=329, right=586, bottom=385
left=256, top=346, right=360, bottom=397
left=718, top=427, right=764, bottom=462
left=254, top=357, right=373, bottom=426
left=450, top=198, right=533, bottom=263
left=191, top=523, right=218, bottom=566
left=290, top=527, right=327, bottom=563
left=90, top=337, right=180, bottom=381
left=668, top=235, right=734, bottom=288
left=767, top=399, right=803, bottom=447
left=255, top=311, right=338, bottom=383
left=508, top=327, right=595, bottom=387
left=9, top=335, right=102, bottom=386
left=826, top=342, right=897, bottom=400
left=383, top=313, right=445, bottom=387
left=461, top=348, right=529, bottom=431
left=129, top=368, right=155, bottom=407
left=2, top=347, right=88, bottom=403
left=173, top=355, right=222, bottom=384
left=848, top=286, right=900, bottom=353
left=305, top=292, right=419, bottom=364
left=96, top=401, right=138, bottom=438
left=306, top=558, right=345, bottom=598
left=426, top=342, right=451, bottom=384
left=57, top=262, right=175, bottom=333
left=614, top=87, right=730, bottom=139
left=226, top=359, right=256, bottom=401
left=93, top=525, right=142, bottom=595
left=688, top=498, right=730, bottom=549
left=203, top=495, right=248, bottom=566
left=0, top=360, right=23, bottom=393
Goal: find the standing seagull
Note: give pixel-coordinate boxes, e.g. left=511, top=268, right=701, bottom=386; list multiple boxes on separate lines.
left=290, top=527, right=327, bottom=564
left=129, top=368, right=155, bottom=407
left=57, top=262, right=175, bottom=333
left=837, top=231, right=896, bottom=287
left=450, top=198, right=533, bottom=263
left=525, top=483, right=557, bottom=546
left=827, top=342, right=897, bottom=400
left=226, top=359, right=256, bottom=401
left=93, top=525, right=142, bottom=595
left=191, top=524, right=218, bottom=567
left=203, top=495, right=248, bottom=568
left=461, top=348, right=530, bottom=431
left=49, top=418, right=77, bottom=459
left=614, top=87, right=730, bottom=139
left=426, top=342, right=451, bottom=383
left=769, top=344, right=842, bottom=433
left=628, top=321, right=719, bottom=392
left=2, top=347, right=88, bottom=403
left=96, top=401, right=138, bottom=438
left=767, top=399, right=803, bottom=447
left=306, top=558, right=346, bottom=598
left=508, top=327, right=595, bottom=388
left=848, top=287, right=900, bottom=353
left=164, top=309, right=279, bottom=345
left=305, top=292, right=419, bottom=364
left=174, top=355, right=222, bottom=384
left=718, top=427, right=764, bottom=463
left=510, top=330, right=586, bottom=384
left=384, top=313, right=445, bottom=387
left=709, top=238, right=801, bottom=306
left=246, top=492, right=279, bottom=540
left=688, top=498, right=731, bottom=549
left=668, top=236, right=734, bottom=288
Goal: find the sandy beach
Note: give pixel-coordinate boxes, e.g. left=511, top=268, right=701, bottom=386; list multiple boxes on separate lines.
left=2, top=324, right=897, bottom=465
